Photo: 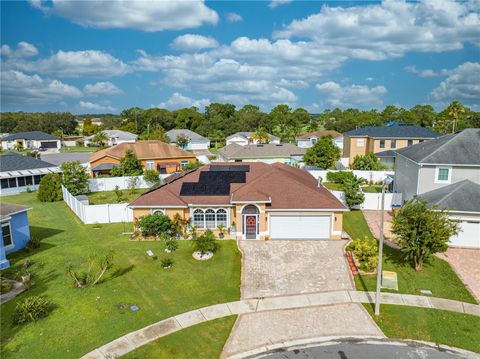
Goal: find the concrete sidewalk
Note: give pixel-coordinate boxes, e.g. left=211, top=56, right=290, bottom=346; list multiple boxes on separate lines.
left=80, top=291, right=480, bottom=359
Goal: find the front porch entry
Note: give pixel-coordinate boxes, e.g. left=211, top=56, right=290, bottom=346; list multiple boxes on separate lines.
left=242, top=205, right=259, bottom=240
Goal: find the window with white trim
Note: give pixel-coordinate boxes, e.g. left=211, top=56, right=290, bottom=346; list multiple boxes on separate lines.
left=193, top=209, right=205, bottom=228
left=145, top=160, right=155, bottom=170
left=205, top=209, right=216, bottom=229
left=152, top=209, right=165, bottom=215
left=436, top=167, right=451, bottom=183
left=216, top=209, right=227, bottom=227
left=356, top=138, right=365, bottom=147
left=181, top=160, right=189, bottom=168
left=2, top=222, right=13, bottom=247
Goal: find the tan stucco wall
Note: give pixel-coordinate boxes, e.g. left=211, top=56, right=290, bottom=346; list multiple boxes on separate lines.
left=332, top=212, right=343, bottom=240
left=371, top=138, right=422, bottom=153
left=344, top=136, right=368, bottom=163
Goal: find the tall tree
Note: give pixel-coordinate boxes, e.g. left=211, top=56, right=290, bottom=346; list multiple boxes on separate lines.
left=303, top=135, right=341, bottom=169
left=112, top=150, right=143, bottom=176
left=61, top=161, right=89, bottom=196
left=270, top=104, right=293, bottom=140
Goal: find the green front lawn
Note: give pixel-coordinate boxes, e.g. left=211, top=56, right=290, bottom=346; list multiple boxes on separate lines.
left=364, top=304, right=480, bottom=353
left=344, top=211, right=476, bottom=303
left=0, top=193, right=241, bottom=359
left=60, top=146, right=100, bottom=153
left=87, top=189, right=146, bottom=205
left=122, top=316, right=237, bottom=359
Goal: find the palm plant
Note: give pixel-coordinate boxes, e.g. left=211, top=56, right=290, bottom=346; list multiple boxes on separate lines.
left=91, top=131, right=108, bottom=147
left=250, top=128, right=270, bottom=144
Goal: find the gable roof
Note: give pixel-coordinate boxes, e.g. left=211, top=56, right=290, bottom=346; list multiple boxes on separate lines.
left=167, top=129, right=209, bottom=143
left=89, top=141, right=196, bottom=162
left=219, top=143, right=306, bottom=159
left=1, top=131, right=58, bottom=141
left=297, top=130, right=342, bottom=140
left=0, top=202, right=31, bottom=220
left=419, top=180, right=480, bottom=213
left=84, top=130, right=137, bottom=141
left=345, top=124, right=440, bottom=139
left=0, top=152, right=57, bottom=172
left=129, top=162, right=346, bottom=210
left=226, top=132, right=280, bottom=142
left=396, top=129, right=480, bottom=165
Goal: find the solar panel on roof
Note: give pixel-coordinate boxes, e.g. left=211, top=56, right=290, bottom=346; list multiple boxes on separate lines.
left=180, top=169, right=247, bottom=196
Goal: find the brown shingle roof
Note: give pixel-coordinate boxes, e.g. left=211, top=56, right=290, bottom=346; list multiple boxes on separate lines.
left=130, top=162, right=346, bottom=210
left=90, top=141, right=195, bottom=162
left=297, top=130, right=342, bottom=140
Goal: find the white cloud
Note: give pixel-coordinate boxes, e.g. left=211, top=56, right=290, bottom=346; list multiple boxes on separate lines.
left=8, top=49, right=129, bottom=78
left=31, top=0, right=218, bottom=32
left=1, top=41, right=38, bottom=58
left=315, top=81, right=387, bottom=108
left=78, top=101, right=116, bottom=113
left=226, top=12, right=243, bottom=23
left=268, top=0, right=293, bottom=9
left=158, top=92, right=210, bottom=110
left=84, top=81, right=123, bottom=95
left=274, top=1, right=480, bottom=59
left=404, top=65, right=451, bottom=78
left=429, top=62, right=480, bottom=104
left=171, top=34, right=219, bottom=51
left=1, top=70, right=82, bottom=105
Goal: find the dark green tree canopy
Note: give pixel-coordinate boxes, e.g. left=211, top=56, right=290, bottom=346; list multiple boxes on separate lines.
left=303, top=135, right=341, bottom=169
left=61, top=161, right=89, bottom=196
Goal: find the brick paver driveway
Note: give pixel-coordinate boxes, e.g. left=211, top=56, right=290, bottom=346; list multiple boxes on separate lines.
left=240, top=240, right=353, bottom=299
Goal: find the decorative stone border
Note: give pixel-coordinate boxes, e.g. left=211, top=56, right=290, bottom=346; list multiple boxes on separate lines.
left=192, top=251, right=213, bottom=261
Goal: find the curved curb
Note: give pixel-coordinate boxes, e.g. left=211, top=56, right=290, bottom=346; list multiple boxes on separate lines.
left=79, top=291, right=480, bottom=359
left=225, top=336, right=480, bottom=359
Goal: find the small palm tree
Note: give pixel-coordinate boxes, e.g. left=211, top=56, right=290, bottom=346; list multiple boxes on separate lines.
left=250, top=128, right=270, bottom=144
left=91, top=131, right=108, bottom=147
left=447, top=100, right=465, bottom=133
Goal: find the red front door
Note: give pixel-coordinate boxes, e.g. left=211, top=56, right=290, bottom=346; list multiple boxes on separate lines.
left=246, top=216, right=257, bottom=239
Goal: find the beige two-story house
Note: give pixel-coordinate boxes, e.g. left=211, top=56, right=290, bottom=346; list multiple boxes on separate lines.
left=343, top=124, right=440, bottom=166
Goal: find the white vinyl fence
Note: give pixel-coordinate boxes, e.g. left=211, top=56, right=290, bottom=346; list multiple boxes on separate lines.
left=330, top=190, right=403, bottom=211
left=88, top=174, right=170, bottom=192
left=62, top=185, right=133, bottom=224
left=308, top=170, right=394, bottom=184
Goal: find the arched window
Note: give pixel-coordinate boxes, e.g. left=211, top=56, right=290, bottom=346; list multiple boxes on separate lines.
left=152, top=209, right=165, bottom=215
left=205, top=209, right=216, bottom=229
left=193, top=209, right=205, bottom=228
left=242, top=205, right=259, bottom=214
left=216, top=209, right=227, bottom=227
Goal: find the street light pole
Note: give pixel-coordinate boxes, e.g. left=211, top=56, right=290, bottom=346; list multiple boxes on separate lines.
left=374, top=178, right=388, bottom=316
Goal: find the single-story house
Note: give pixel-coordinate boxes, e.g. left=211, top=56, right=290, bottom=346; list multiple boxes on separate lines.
left=343, top=123, right=440, bottom=164
left=89, top=140, right=197, bottom=176
left=226, top=132, right=280, bottom=146
left=1, top=131, right=60, bottom=151
left=0, top=152, right=60, bottom=196
left=419, top=180, right=480, bottom=249
left=297, top=130, right=343, bottom=150
left=0, top=203, right=31, bottom=269
left=218, top=143, right=306, bottom=166
left=62, top=136, right=85, bottom=147
left=83, top=130, right=137, bottom=147
left=129, top=162, right=347, bottom=240
left=167, top=129, right=210, bottom=150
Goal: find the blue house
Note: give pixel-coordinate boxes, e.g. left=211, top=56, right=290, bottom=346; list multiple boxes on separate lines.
left=0, top=203, right=31, bottom=269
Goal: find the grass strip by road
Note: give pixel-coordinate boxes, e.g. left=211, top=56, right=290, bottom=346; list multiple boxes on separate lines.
left=122, top=316, right=237, bottom=359
left=344, top=211, right=476, bottom=304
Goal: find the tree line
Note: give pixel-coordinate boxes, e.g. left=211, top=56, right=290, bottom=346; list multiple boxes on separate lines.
left=1, top=101, right=478, bottom=140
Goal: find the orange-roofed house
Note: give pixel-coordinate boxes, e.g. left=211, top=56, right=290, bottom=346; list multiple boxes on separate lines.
left=89, top=141, right=197, bottom=176
left=129, top=162, right=347, bottom=240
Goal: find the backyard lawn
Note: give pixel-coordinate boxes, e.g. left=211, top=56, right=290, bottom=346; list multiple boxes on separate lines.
left=59, top=146, right=100, bottom=153
left=323, top=182, right=382, bottom=193
left=344, top=210, right=476, bottom=303
left=122, top=316, right=237, bottom=359
left=363, top=304, right=480, bottom=353
left=87, top=189, right=146, bottom=205
left=0, top=193, right=241, bottom=359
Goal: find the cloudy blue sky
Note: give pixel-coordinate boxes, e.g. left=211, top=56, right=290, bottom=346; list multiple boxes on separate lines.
left=1, top=0, right=479, bottom=114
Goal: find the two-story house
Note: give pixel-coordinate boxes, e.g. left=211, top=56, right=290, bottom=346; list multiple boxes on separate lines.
left=395, top=129, right=480, bottom=248
left=343, top=124, right=440, bottom=166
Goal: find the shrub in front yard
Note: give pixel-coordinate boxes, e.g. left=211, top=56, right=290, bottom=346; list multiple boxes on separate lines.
left=37, top=173, right=63, bottom=202
left=326, top=171, right=354, bottom=184
left=0, top=277, right=13, bottom=294
left=165, top=239, right=178, bottom=252
left=25, top=236, right=41, bottom=252
left=348, top=236, right=378, bottom=272
left=138, top=213, right=171, bottom=237
left=161, top=258, right=174, bottom=268
left=65, top=252, right=115, bottom=288
left=192, top=230, right=220, bottom=255
left=13, top=296, right=51, bottom=325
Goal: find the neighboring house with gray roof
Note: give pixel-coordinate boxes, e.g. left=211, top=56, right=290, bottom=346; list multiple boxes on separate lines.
left=218, top=143, right=306, bottom=166
left=226, top=132, right=280, bottom=146
left=395, top=129, right=480, bottom=248
left=0, top=152, right=60, bottom=196
left=419, top=180, right=480, bottom=248
left=1, top=131, right=60, bottom=151
left=343, top=123, right=440, bottom=164
left=166, top=129, right=210, bottom=150
left=83, top=130, right=137, bottom=147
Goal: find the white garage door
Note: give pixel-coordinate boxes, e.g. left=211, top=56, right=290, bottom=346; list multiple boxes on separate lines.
left=270, top=215, right=330, bottom=240
left=450, top=220, right=480, bottom=248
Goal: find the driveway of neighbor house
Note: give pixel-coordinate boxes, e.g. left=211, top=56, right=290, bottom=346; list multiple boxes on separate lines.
left=437, top=248, right=480, bottom=303
left=239, top=240, right=354, bottom=299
